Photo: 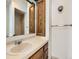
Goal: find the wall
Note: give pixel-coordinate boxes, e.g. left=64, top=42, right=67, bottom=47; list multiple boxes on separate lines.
left=6, top=5, right=9, bottom=36
left=25, top=2, right=31, bottom=34
left=49, top=0, right=53, bottom=59
left=6, top=0, right=11, bottom=36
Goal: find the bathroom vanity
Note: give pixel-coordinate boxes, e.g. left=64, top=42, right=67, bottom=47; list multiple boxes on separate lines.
left=6, top=36, right=48, bottom=59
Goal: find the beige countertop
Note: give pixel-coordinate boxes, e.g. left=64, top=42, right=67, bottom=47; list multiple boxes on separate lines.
left=6, top=36, right=48, bottom=59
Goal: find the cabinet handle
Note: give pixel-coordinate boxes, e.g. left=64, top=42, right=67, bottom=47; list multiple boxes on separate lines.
left=51, top=24, right=72, bottom=27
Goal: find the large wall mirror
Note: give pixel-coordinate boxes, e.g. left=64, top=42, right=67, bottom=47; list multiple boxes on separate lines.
left=29, top=4, right=35, bottom=34
left=6, top=0, right=35, bottom=37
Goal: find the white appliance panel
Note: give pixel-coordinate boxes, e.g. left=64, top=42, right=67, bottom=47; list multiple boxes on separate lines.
left=51, top=26, right=72, bottom=59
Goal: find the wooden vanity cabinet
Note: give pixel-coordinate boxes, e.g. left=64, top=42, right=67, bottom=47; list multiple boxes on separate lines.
left=29, top=43, right=48, bottom=59
left=43, top=43, right=48, bottom=59
left=29, top=48, right=44, bottom=59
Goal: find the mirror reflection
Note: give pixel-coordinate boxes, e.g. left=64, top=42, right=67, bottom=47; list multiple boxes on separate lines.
left=6, top=0, right=35, bottom=37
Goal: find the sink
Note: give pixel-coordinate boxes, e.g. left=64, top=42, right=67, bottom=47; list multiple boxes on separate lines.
left=7, top=43, right=32, bottom=55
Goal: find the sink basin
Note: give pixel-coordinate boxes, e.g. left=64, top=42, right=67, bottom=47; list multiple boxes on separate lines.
left=7, top=43, right=32, bottom=55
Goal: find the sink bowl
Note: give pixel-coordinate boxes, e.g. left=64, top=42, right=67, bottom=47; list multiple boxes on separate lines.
left=7, top=43, right=32, bottom=55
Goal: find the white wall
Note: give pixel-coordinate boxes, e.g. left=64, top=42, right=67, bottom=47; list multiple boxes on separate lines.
left=6, top=5, right=9, bottom=36
left=9, top=1, right=15, bottom=36
left=49, top=0, right=53, bottom=59
left=26, top=2, right=31, bottom=34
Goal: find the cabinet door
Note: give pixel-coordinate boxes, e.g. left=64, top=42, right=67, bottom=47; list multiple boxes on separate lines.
left=44, top=50, right=48, bottom=59
left=30, top=48, right=44, bottom=59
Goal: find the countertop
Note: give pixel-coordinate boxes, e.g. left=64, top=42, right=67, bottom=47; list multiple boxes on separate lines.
left=6, top=36, right=48, bottom=59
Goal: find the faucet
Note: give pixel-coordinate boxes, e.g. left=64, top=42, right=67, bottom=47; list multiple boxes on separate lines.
left=14, top=40, right=22, bottom=45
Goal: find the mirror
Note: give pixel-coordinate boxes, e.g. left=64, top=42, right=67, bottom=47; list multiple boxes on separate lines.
left=6, top=0, right=35, bottom=37
left=29, top=4, right=35, bottom=33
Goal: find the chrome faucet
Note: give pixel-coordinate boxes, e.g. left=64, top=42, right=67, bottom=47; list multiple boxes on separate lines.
left=14, top=40, right=22, bottom=45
